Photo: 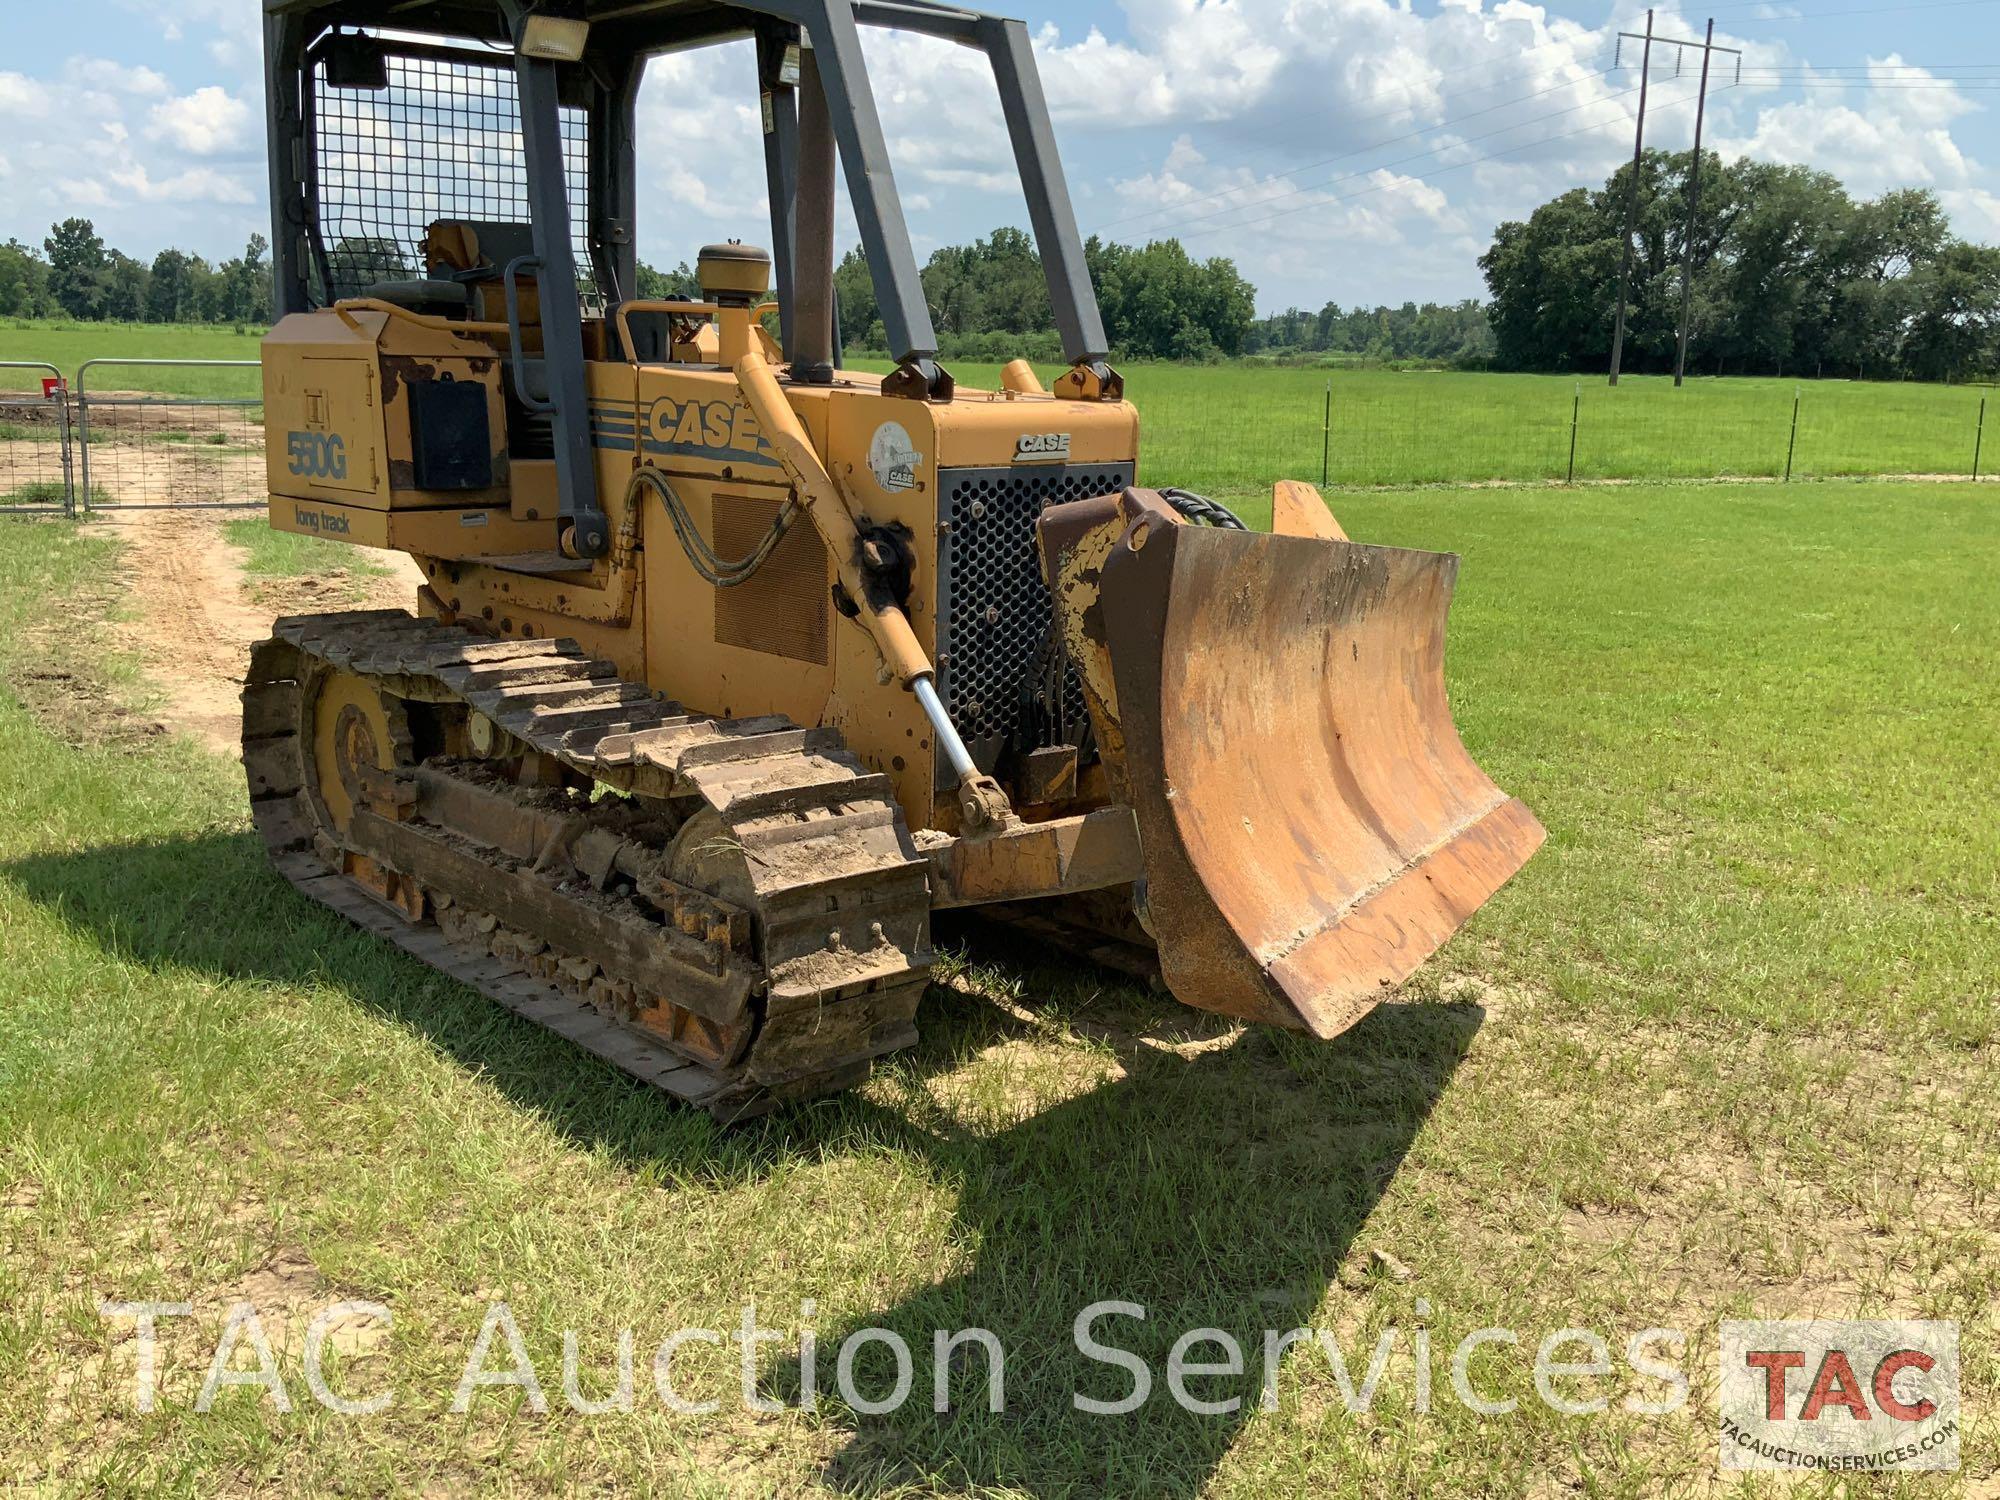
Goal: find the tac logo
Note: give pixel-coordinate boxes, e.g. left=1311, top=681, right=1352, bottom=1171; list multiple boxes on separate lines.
left=286, top=430, right=347, bottom=481
left=645, top=395, right=770, bottom=461
left=1719, top=1319, right=1959, bottom=1472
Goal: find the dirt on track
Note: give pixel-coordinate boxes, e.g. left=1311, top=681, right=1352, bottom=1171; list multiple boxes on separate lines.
left=98, top=507, right=423, bottom=756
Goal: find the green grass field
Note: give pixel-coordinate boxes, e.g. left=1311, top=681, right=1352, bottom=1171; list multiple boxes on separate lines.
left=0, top=482, right=1992, bottom=1493
left=864, top=360, right=1996, bottom=490
left=1, top=320, right=1992, bottom=490
left=0, top=321, right=264, bottom=396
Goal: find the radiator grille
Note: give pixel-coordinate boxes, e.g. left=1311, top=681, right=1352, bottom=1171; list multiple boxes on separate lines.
left=937, top=463, right=1131, bottom=774
left=712, top=494, right=831, bottom=666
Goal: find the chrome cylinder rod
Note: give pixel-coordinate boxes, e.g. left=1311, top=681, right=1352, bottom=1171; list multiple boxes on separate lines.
left=911, top=675, right=979, bottom=782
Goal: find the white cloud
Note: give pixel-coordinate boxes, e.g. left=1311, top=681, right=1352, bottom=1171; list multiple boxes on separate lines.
left=1941, top=188, right=2000, bottom=243
left=62, top=178, right=116, bottom=210
left=1712, top=58, right=1983, bottom=194
left=0, top=72, right=54, bottom=116
left=0, top=4, right=1989, bottom=310
left=0, top=52, right=265, bottom=256
left=107, top=163, right=256, bottom=205
left=115, top=0, right=259, bottom=68
left=66, top=58, right=170, bottom=97
left=149, top=86, right=254, bottom=156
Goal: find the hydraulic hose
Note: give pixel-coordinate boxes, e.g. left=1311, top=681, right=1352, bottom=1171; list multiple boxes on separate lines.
left=628, top=465, right=798, bottom=588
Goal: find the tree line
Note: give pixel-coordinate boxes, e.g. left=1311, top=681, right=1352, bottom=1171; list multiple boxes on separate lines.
left=831, top=227, right=1257, bottom=361
left=1481, top=151, right=2000, bottom=381
left=0, top=219, right=273, bottom=326
left=10, top=172, right=1994, bottom=381
left=1245, top=299, right=1494, bottom=364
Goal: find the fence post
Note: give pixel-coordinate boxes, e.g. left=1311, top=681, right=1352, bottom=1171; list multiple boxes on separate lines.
left=1567, top=382, right=1580, bottom=483
left=77, top=364, right=95, bottom=503
left=57, top=382, right=76, bottom=517
left=1784, top=386, right=1800, bottom=482
left=1975, top=396, right=1987, bottom=482
left=1320, top=380, right=1331, bottom=488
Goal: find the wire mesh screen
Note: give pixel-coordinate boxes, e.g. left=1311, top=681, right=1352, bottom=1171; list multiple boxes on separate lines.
left=310, top=47, right=594, bottom=303
left=0, top=392, right=74, bottom=514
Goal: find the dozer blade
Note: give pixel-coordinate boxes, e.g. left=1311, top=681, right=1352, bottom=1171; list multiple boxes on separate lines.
left=1040, top=489, right=1544, bottom=1040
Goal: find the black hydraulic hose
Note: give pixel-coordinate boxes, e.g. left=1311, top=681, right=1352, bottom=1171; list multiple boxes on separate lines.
left=1158, top=487, right=1248, bottom=529
left=628, top=466, right=799, bottom=588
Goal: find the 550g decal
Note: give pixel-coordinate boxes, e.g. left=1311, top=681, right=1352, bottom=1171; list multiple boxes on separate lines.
left=287, top=430, right=348, bottom=481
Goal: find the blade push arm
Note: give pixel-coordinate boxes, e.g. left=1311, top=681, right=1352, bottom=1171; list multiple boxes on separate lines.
left=732, top=347, right=1013, bottom=829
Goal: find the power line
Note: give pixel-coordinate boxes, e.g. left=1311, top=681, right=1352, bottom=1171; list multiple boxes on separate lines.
left=1674, top=18, right=1719, bottom=387
left=1127, top=57, right=1621, bottom=186
left=1608, top=10, right=1656, bottom=387
left=1094, top=72, right=1613, bottom=232
left=1749, top=80, right=2000, bottom=86
left=1736, top=61, right=2000, bottom=68
left=1722, top=0, right=2000, bottom=20
left=1175, top=86, right=1707, bottom=243
left=1703, top=0, right=1992, bottom=14
left=1096, top=75, right=1631, bottom=237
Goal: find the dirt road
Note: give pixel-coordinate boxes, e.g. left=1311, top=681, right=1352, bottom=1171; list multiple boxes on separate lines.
left=98, top=508, right=423, bottom=756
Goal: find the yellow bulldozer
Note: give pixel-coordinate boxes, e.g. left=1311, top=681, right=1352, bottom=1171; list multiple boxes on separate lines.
left=246, top=0, right=1544, bottom=1118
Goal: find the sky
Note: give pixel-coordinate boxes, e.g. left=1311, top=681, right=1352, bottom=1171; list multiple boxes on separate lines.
left=0, top=0, right=1995, bottom=315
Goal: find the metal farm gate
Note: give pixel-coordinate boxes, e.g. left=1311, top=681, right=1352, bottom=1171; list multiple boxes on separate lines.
left=1, top=358, right=267, bottom=515
left=75, top=359, right=266, bottom=510
left=0, top=362, right=77, bottom=516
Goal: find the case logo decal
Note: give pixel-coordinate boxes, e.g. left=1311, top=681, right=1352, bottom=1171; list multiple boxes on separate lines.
left=868, top=421, right=922, bottom=492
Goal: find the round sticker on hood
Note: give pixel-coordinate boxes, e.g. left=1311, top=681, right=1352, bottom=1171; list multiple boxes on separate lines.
left=867, top=421, right=922, bottom=493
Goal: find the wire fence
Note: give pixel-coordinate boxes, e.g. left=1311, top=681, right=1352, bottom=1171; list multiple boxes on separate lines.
left=75, top=360, right=265, bottom=509
left=1121, top=369, right=1996, bottom=492
left=4, top=354, right=1994, bottom=520
left=0, top=360, right=264, bottom=513
left=0, top=363, right=75, bottom=514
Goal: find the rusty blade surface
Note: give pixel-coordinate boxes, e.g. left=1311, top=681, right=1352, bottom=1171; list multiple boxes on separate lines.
left=1100, top=519, right=1544, bottom=1040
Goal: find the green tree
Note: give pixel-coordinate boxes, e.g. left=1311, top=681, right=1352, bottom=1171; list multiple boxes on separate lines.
left=1480, top=187, right=1619, bottom=369
left=102, top=252, right=151, bottom=322
left=147, top=249, right=195, bottom=322
left=44, top=217, right=108, bottom=320
left=1480, top=150, right=1980, bottom=378
left=1085, top=236, right=1255, bottom=359
left=635, top=259, right=701, bottom=300
left=0, top=239, right=53, bottom=317
left=836, top=231, right=1251, bottom=361
left=832, top=245, right=881, bottom=351
left=1900, top=243, right=2000, bottom=382
left=922, top=227, right=1049, bottom=336
left=216, top=234, right=270, bottom=323
left=324, top=235, right=412, bottom=297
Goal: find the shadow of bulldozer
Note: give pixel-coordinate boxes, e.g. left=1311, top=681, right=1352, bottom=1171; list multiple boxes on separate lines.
left=7, top=828, right=1479, bottom=1495
left=765, top=975, right=1479, bottom=1494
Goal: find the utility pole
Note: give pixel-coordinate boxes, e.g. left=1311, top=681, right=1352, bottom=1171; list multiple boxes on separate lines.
left=1607, top=8, right=1653, bottom=387
left=1673, top=20, right=1740, bottom=386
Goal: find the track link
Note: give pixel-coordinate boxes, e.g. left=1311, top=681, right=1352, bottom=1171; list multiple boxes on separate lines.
left=242, top=609, right=933, bottom=1121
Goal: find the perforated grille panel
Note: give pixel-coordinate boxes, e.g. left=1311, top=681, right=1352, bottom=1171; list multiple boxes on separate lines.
left=309, top=48, right=594, bottom=303
left=937, top=463, right=1131, bottom=774
left=713, top=494, right=831, bottom=666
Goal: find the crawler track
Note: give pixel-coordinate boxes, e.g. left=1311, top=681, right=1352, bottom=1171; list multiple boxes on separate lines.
left=242, top=609, right=933, bottom=1121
